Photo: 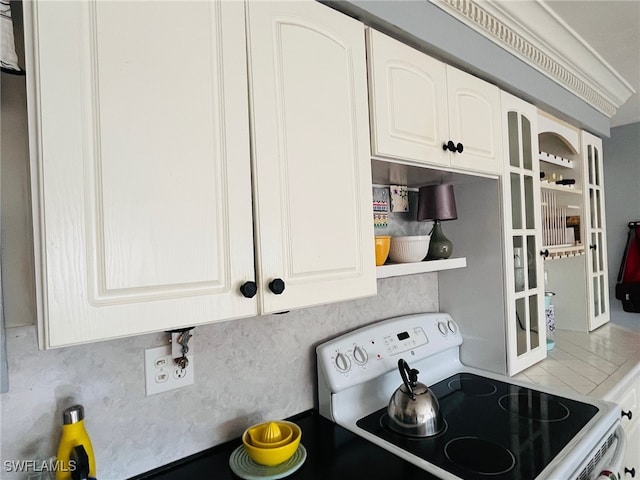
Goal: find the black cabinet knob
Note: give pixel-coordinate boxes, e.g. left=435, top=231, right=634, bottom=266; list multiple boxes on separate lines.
left=625, top=467, right=636, bottom=478
left=442, top=141, right=464, bottom=153
left=268, top=278, right=286, bottom=295
left=590, top=244, right=598, bottom=250
left=239, top=281, right=257, bottom=298
left=622, top=409, right=633, bottom=420
left=443, top=140, right=456, bottom=152
left=540, top=249, right=550, bottom=258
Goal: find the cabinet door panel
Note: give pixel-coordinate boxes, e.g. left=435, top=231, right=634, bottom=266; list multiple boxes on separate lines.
left=248, top=1, right=376, bottom=313
left=367, top=30, right=449, bottom=166
left=583, top=132, right=610, bottom=329
left=501, top=92, right=546, bottom=375
left=29, top=1, right=255, bottom=347
left=93, top=3, right=224, bottom=294
left=448, top=67, right=503, bottom=174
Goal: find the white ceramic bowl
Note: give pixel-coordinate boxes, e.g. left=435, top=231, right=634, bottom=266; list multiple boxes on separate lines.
left=389, top=235, right=431, bottom=263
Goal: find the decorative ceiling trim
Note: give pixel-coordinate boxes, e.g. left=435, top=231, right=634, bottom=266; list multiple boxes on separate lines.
left=430, top=0, right=635, bottom=119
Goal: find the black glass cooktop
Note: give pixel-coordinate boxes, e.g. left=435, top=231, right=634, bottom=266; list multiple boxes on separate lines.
left=356, top=373, right=598, bottom=480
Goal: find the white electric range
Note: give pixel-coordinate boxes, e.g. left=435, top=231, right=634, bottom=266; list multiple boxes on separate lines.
left=316, top=313, right=627, bottom=480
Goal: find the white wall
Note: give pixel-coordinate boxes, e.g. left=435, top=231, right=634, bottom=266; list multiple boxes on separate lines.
left=1, top=0, right=34, bottom=396
left=0, top=0, right=36, bottom=330
left=604, top=122, right=640, bottom=331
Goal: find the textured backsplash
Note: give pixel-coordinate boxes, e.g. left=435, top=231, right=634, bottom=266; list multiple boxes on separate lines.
left=0, top=274, right=438, bottom=479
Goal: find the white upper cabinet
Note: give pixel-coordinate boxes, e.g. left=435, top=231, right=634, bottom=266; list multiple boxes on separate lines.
left=366, top=29, right=449, bottom=168
left=26, top=0, right=376, bottom=348
left=26, top=1, right=256, bottom=348
left=366, top=30, right=502, bottom=175
left=246, top=1, right=376, bottom=314
left=446, top=67, right=503, bottom=174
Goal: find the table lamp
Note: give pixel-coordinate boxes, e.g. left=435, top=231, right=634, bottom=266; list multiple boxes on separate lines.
left=417, top=184, right=457, bottom=259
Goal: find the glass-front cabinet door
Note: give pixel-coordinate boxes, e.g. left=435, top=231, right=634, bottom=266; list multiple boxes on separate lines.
left=582, top=131, right=610, bottom=330
left=501, top=92, right=546, bottom=375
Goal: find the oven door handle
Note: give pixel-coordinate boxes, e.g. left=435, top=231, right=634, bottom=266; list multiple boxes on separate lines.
left=594, top=425, right=627, bottom=480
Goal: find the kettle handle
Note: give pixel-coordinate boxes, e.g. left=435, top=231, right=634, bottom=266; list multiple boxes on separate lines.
left=398, top=359, right=418, bottom=400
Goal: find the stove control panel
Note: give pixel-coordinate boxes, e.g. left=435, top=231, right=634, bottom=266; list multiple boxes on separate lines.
left=316, top=312, right=462, bottom=392
left=383, top=327, right=428, bottom=355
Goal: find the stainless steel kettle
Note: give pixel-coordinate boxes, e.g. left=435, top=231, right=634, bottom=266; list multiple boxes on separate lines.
left=386, top=359, right=445, bottom=437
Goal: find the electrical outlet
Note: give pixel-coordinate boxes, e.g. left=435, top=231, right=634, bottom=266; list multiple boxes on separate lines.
left=144, top=344, right=194, bottom=396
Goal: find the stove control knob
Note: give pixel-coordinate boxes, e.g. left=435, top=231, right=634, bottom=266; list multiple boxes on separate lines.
left=352, top=346, right=368, bottom=365
left=447, top=320, right=458, bottom=334
left=334, top=352, right=351, bottom=373
left=437, top=322, right=448, bottom=336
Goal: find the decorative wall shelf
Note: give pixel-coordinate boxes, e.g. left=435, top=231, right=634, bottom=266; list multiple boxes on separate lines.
left=544, top=245, right=586, bottom=260
left=540, top=182, right=582, bottom=195
left=539, top=152, right=573, bottom=168
left=377, top=257, right=467, bottom=279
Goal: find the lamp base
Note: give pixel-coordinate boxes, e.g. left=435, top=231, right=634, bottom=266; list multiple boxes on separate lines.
left=427, top=221, right=453, bottom=260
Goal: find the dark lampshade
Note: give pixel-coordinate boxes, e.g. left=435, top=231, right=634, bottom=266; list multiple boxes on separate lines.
left=417, top=184, right=457, bottom=260
left=417, top=184, right=457, bottom=221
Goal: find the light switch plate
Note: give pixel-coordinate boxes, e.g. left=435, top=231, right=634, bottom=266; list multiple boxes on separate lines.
left=144, top=344, right=194, bottom=396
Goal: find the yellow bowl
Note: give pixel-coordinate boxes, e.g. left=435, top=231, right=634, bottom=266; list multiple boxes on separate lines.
left=374, top=236, right=391, bottom=266
left=247, top=422, right=293, bottom=448
left=242, top=421, right=301, bottom=466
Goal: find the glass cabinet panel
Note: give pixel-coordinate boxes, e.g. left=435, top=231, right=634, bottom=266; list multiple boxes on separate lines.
left=524, top=175, right=535, bottom=229
left=522, top=117, right=532, bottom=170
left=527, top=235, right=537, bottom=289
left=593, top=147, right=602, bottom=187
left=599, top=274, right=606, bottom=315
left=515, top=297, right=526, bottom=356
left=508, top=112, right=520, bottom=168
left=582, top=133, right=609, bottom=329
left=502, top=95, right=545, bottom=375
left=514, top=294, right=540, bottom=355
left=511, top=173, right=522, bottom=229
left=590, top=190, right=597, bottom=228
left=588, top=145, right=595, bottom=185
left=593, top=276, right=601, bottom=316
left=529, top=295, right=539, bottom=349
left=591, top=233, right=598, bottom=271
left=513, top=237, right=525, bottom=293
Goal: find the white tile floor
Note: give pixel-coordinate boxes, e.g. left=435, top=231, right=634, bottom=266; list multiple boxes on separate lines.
left=514, top=322, right=640, bottom=398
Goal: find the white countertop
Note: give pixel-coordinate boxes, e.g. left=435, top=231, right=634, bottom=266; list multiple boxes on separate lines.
left=515, top=322, right=640, bottom=400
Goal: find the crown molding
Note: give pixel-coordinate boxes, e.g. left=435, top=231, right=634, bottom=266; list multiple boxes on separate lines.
left=430, top=0, right=635, bottom=119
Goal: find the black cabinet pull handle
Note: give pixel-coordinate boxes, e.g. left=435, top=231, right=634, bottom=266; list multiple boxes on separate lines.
left=622, top=410, right=633, bottom=420
left=540, top=249, right=549, bottom=258
left=442, top=141, right=464, bottom=153
left=625, top=467, right=636, bottom=478
left=239, top=281, right=257, bottom=298
left=443, top=140, right=456, bottom=152
left=590, top=244, right=597, bottom=250
left=268, top=278, right=285, bottom=295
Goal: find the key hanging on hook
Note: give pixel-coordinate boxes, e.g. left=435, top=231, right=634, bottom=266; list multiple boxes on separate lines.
left=168, top=327, right=194, bottom=369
